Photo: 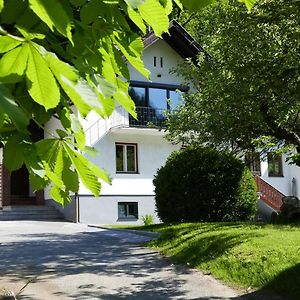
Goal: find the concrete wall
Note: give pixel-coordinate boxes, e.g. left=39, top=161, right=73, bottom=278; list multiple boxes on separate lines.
left=78, top=195, right=159, bottom=225
left=46, top=196, right=76, bottom=222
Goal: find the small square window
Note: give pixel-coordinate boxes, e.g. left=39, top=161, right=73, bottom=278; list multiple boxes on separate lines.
left=116, top=143, right=138, bottom=173
left=118, top=202, right=138, bottom=220
left=268, top=154, right=283, bottom=177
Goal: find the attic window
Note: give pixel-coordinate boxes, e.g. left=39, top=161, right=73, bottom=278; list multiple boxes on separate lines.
left=154, top=56, right=156, bottom=67
left=160, top=57, right=163, bottom=68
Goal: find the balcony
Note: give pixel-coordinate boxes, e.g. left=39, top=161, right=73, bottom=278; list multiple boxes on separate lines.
left=129, top=106, right=167, bottom=128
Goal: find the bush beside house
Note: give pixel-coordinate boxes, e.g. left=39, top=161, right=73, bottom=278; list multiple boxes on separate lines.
left=154, top=147, right=257, bottom=222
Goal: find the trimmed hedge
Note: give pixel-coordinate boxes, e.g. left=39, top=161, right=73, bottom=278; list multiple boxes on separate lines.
left=154, top=147, right=257, bottom=222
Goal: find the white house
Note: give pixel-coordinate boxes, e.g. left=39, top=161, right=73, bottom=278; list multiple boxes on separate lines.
left=44, top=20, right=203, bottom=225
left=1, top=21, right=299, bottom=223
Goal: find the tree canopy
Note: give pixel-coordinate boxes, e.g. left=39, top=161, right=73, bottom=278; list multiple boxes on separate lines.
left=167, top=0, right=300, bottom=162
left=0, top=0, right=255, bottom=206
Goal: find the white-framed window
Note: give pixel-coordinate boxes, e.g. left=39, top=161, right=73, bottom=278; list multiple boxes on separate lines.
left=118, top=202, right=138, bottom=220
left=115, top=143, right=138, bottom=173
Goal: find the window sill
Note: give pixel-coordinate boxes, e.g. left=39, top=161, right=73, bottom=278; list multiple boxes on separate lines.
left=117, top=218, right=138, bottom=222
left=268, top=175, right=284, bottom=178
left=116, top=172, right=139, bottom=174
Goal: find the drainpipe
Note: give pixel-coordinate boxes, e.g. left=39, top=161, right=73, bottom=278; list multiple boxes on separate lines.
left=74, top=192, right=80, bottom=223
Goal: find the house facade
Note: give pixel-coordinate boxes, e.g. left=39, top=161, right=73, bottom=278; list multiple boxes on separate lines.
left=44, top=21, right=202, bottom=225
left=1, top=21, right=299, bottom=223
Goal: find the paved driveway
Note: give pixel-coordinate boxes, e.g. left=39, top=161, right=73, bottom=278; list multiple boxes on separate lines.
left=0, top=221, right=278, bottom=300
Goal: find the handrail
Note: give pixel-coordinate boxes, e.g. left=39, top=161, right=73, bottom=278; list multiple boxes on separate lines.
left=254, top=175, right=284, bottom=212
left=84, top=105, right=129, bottom=146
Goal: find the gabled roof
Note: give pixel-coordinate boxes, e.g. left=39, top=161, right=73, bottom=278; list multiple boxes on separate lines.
left=143, top=20, right=208, bottom=63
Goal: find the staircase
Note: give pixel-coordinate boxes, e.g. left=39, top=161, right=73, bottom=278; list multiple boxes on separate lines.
left=0, top=205, right=65, bottom=221
left=255, top=176, right=285, bottom=212
left=85, top=105, right=128, bottom=146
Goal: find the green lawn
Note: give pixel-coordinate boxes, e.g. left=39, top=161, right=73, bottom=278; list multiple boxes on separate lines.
left=123, top=222, right=300, bottom=299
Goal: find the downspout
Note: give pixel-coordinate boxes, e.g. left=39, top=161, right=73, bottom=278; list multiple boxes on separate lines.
left=74, top=192, right=80, bottom=223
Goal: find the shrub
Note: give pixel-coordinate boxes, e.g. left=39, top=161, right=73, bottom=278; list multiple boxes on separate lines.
left=141, top=214, right=154, bottom=226
left=153, top=147, right=257, bottom=222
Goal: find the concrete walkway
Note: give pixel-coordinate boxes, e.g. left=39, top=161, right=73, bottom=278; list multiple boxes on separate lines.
left=0, top=221, right=278, bottom=300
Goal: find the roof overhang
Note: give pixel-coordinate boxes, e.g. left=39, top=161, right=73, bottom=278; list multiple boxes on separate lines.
left=143, top=20, right=208, bottom=63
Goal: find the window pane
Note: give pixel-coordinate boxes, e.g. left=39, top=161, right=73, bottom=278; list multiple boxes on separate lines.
left=118, top=204, right=126, bottom=218
left=116, top=145, right=124, bottom=172
left=268, top=154, right=282, bottom=177
left=128, top=203, right=138, bottom=218
left=148, top=88, right=168, bottom=114
left=169, top=90, right=184, bottom=110
left=118, top=202, right=138, bottom=219
left=126, top=145, right=136, bottom=172
left=129, top=87, right=146, bottom=106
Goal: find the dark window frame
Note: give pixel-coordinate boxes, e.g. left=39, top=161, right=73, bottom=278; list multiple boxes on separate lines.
left=245, top=152, right=261, bottom=176
left=118, top=202, right=138, bottom=220
left=129, top=81, right=188, bottom=110
left=115, top=142, right=138, bottom=174
left=267, top=153, right=283, bottom=177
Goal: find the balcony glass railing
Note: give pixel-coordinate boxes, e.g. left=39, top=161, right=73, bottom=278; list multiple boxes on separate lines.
left=129, top=106, right=167, bottom=128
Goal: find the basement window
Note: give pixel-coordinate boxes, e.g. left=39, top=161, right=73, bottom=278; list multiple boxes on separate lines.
left=118, top=202, right=138, bottom=220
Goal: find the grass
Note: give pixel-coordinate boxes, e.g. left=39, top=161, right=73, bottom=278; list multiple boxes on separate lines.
left=122, top=222, right=300, bottom=299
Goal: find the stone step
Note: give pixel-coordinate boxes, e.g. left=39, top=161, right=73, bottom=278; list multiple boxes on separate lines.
left=2, top=205, right=60, bottom=211
left=0, top=205, right=64, bottom=221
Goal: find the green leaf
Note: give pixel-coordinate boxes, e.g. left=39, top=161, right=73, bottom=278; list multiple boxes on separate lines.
left=138, top=0, right=169, bottom=37
left=50, top=185, right=71, bottom=206
left=3, top=134, right=25, bottom=171
left=28, top=0, right=73, bottom=42
left=126, top=6, right=146, bottom=34
left=239, top=0, right=256, bottom=10
left=0, top=0, right=4, bottom=12
left=36, top=139, right=60, bottom=167
left=114, top=79, right=136, bottom=118
left=160, top=0, right=172, bottom=15
left=88, top=74, right=116, bottom=117
left=0, top=36, right=21, bottom=53
left=113, top=34, right=149, bottom=79
left=70, top=113, right=86, bottom=150
left=62, top=168, right=79, bottom=193
left=0, top=43, right=29, bottom=82
left=0, top=84, right=29, bottom=132
left=63, top=143, right=102, bottom=196
left=29, top=171, right=48, bottom=191
left=173, top=0, right=182, bottom=9
left=26, top=43, right=60, bottom=110
left=180, top=0, right=214, bottom=10
left=84, top=146, right=99, bottom=157
left=124, top=0, right=145, bottom=9
left=80, top=0, right=104, bottom=24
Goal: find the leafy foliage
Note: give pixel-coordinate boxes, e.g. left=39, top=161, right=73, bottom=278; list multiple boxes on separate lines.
left=0, top=0, right=255, bottom=205
left=153, top=147, right=257, bottom=222
left=167, top=0, right=300, bottom=162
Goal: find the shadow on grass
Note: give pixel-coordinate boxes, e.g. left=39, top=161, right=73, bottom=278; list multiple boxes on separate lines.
left=233, top=263, right=300, bottom=300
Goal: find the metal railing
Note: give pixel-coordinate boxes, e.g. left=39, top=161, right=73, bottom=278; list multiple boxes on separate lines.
left=255, top=175, right=285, bottom=212
left=129, top=106, right=167, bottom=128
left=85, top=105, right=129, bottom=146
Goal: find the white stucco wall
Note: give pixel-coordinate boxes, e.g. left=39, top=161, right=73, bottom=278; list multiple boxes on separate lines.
left=78, top=195, right=159, bottom=225
left=79, top=130, right=180, bottom=196
left=45, top=38, right=185, bottom=224
left=129, top=39, right=185, bottom=84
left=260, top=154, right=293, bottom=196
